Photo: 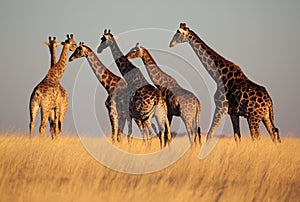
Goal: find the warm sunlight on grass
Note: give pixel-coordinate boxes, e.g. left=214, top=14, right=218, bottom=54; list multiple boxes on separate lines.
left=0, top=134, right=299, bottom=202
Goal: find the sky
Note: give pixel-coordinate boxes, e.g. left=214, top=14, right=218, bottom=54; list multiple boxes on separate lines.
left=0, top=0, right=299, bottom=138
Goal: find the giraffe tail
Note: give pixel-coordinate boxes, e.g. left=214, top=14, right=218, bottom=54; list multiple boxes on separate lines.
left=269, top=103, right=281, bottom=142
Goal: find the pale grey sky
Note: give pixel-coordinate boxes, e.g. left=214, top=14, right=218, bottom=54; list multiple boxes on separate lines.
left=0, top=0, right=299, bottom=137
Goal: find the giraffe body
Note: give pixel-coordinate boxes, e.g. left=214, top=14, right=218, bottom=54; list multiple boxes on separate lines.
left=29, top=35, right=77, bottom=139
left=44, top=36, right=68, bottom=138
left=169, top=23, right=280, bottom=142
left=97, top=30, right=171, bottom=148
left=69, top=42, right=130, bottom=143
left=126, top=43, right=201, bottom=144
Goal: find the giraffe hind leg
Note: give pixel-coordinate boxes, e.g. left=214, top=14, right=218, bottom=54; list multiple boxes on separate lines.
left=29, top=102, right=39, bottom=138
left=262, top=115, right=281, bottom=143
left=49, top=109, right=55, bottom=139
left=40, top=107, right=51, bottom=138
left=247, top=117, right=261, bottom=141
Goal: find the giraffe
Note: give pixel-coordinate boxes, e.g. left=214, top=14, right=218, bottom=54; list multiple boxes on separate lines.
left=43, top=36, right=68, bottom=138
left=69, top=42, right=130, bottom=143
left=29, top=34, right=77, bottom=139
left=97, top=29, right=171, bottom=148
left=126, top=43, right=201, bottom=145
left=169, top=23, right=281, bottom=143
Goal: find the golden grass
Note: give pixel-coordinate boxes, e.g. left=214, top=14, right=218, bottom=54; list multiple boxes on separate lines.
left=0, top=134, right=299, bottom=202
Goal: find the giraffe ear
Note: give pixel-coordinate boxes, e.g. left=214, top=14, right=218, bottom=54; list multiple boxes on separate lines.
left=43, top=42, right=50, bottom=46
left=113, top=36, right=120, bottom=40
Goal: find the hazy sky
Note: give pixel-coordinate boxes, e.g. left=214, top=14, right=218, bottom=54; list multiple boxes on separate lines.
left=0, top=0, right=299, bottom=137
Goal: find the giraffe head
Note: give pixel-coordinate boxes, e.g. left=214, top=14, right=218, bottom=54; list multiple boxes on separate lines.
left=125, top=43, right=144, bottom=59
left=43, top=36, right=61, bottom=52
left=69, top=42, right=89, bottom=62
left=69, top=42, right=89, bottom=61
left=97, top=29, right=119, bottom=54
left=169, top=23, right=190, bottom=47
left=61, top=34, right=77, bottom=51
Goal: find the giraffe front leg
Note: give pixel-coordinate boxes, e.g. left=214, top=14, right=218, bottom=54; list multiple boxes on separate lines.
left=206, top=106, right=228, bottom=141
left=29, top=103, right=39, bottom=139
left=230, top=114, right=241, bottom=142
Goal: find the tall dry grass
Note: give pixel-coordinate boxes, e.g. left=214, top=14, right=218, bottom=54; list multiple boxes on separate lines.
left=0, top=134, right=299, bottom=202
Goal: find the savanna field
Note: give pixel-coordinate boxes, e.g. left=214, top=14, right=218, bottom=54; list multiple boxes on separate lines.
left=0, top=133, right=299, bottom=202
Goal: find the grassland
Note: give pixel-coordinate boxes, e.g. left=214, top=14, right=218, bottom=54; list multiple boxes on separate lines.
left=0, top=133, right=299, bottom=202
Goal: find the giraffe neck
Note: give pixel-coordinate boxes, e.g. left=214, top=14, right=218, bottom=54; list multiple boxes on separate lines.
left=141, top=48, right=180, bottom=89
left=187, top=30, right=245, bottom=84
left=44, top=43, right=69, bottom=84
left=109, top=39, right=148, bottom=87
left=85, top=46, right=121, bottom=93
left=49, top=45, right=56, bottom=67
left=109, top=39, right=136, bottom=76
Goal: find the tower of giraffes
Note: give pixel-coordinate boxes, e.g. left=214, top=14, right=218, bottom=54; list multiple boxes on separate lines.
left=169, top=23, right=280, bottom=143
left=29, top=24, right=280, bottom=147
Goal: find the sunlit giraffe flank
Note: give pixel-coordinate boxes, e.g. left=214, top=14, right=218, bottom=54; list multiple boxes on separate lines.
left=170, top=23, right=280, bottom=143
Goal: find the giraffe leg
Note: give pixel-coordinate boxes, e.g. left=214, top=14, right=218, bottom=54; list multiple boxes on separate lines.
left=206, top=106, right=228, bottom=141
left=144, top=118, right=154, bottom=146
left=127, top=116, right=133, bottom=145
left=117, top=117, right=126, bottom=143
left=165, top=114, right=173, bottom=143
left=193, top=103, right=201, bottom=145
left=247, top=117, right=261, bottom=141
left=29, top=102, right=39, bottom=139
left=40, top=107, right=51, bottom=138
left=181, top=115, right=195, bottom=145
left=154, top=111, right=171, bottom=148
left=49, top=109, right=55, bottom=139
left=108, top=112, right=118, bottom=144
left=58, top=99, right=68, bottom=138
left=53, top=107, right=60, bottom=139
left=230, top=114, right=241, bottom=142
left=262, top=115, right=281, bottom=143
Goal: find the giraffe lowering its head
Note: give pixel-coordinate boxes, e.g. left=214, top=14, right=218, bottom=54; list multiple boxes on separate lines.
left=29, top=34, right=77, bottom=139
left=170, top=23, right=280, bottom=143
left=126, top=43, right=201, bottom=145
left=69, top=42, right=130, bottom=143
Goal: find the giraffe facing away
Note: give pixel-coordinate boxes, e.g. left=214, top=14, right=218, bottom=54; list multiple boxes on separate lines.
left=97, top=29, right=171, bottom=148
left=69, top=42, right=130, bottom=143
left=126, top=43, right=201, bottom=145
left=43, top=36, right=69, bottom=138
left=169, top=23, right=280, bottom=143
left=29, top=34, right=77, bottom=139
